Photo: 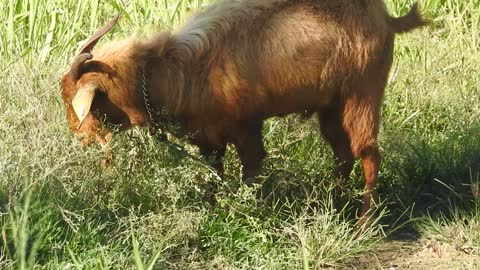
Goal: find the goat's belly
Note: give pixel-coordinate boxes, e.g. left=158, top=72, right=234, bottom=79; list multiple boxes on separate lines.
left=263, top=87, right=335, bottom=117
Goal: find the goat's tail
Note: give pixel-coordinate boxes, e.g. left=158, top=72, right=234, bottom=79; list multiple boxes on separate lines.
left=389, top=3, right=428, bottom=34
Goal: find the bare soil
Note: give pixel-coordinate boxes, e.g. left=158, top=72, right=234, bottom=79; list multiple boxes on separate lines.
left=348, top=234, right=479, bottom=270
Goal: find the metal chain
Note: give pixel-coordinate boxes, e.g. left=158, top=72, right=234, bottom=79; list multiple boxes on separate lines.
left=140, top=66, right=202, bottom=161
left=141, top=67, right=167, bottom=141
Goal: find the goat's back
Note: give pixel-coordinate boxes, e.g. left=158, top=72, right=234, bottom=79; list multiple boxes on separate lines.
left=175, top=0, right=394, bottom=117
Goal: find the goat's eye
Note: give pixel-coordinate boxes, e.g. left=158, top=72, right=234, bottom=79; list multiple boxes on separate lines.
left=95, top=87, right=107, bottom=96
left=96, top=90, right=107, bottom=99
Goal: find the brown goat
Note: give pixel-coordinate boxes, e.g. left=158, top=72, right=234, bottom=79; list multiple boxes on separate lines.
left=61, top=0, right=427, bottom=225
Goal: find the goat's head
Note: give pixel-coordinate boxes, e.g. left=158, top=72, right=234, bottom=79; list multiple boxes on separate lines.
left=61, top=15, right=147, bottom=145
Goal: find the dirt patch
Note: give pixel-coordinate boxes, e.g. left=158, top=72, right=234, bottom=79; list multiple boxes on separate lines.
left=349, top=235, right=479, bottom=269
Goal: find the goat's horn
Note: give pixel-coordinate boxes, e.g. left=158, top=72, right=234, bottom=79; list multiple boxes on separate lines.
left=79, top=14, right=121, bottom=54
left=72, top=83, right=97, bottom=128
left=69, top=53, right=93, bottom=80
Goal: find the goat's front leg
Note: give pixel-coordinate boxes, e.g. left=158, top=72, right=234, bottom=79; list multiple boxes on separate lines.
left=199, top=143, right=226, bottom=177
left=234, top=123, right=266, bottom=185
left=198, top=143, right=226, bottom=204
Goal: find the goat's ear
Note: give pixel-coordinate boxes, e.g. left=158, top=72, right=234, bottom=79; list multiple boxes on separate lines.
left=72, top=83, right=97, bottom=127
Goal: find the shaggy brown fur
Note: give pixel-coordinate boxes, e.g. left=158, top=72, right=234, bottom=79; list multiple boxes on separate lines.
left=61, top=0, right=427, bottom=225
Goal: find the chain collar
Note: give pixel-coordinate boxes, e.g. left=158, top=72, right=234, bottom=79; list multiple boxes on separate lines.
left=139, top=66, right=209, bottom=164
left=140, top=66, right=201, bottom=159
left=141, top=66, right=168, bottom=142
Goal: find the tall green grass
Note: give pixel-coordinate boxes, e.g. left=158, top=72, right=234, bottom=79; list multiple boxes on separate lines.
left=1, top=0, right=479, bottom=269
left=0, top=0, right=211, bottom=69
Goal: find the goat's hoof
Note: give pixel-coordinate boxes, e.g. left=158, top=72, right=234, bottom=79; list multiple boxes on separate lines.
left=355, top=214, right=374, bottom=236
left=243, top=177, right=260, bottom=186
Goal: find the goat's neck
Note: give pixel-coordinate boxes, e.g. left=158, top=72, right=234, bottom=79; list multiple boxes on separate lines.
left=142, top=54, right=190, bottom=135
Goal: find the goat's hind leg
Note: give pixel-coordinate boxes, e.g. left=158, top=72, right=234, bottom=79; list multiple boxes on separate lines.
left=342, top=95, right=382, bottom=228
left=318, top=104, right=355, bottom=210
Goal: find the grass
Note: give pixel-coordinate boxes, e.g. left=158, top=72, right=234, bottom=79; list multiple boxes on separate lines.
left=1, top=0, right=479, bottom=269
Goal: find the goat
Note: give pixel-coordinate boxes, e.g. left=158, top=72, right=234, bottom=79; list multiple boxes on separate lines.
left=61, top=0, right=427, bottom=225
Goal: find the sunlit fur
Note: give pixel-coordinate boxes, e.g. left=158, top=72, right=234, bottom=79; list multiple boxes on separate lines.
left=61, top=0, right=427, bottom=224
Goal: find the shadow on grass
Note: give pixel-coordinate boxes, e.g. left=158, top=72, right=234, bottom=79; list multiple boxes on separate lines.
left=376, top=125, right=480, bottom=239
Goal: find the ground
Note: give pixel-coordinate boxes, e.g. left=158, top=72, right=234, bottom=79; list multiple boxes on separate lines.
left=354, top=234, right=479, bottom=270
